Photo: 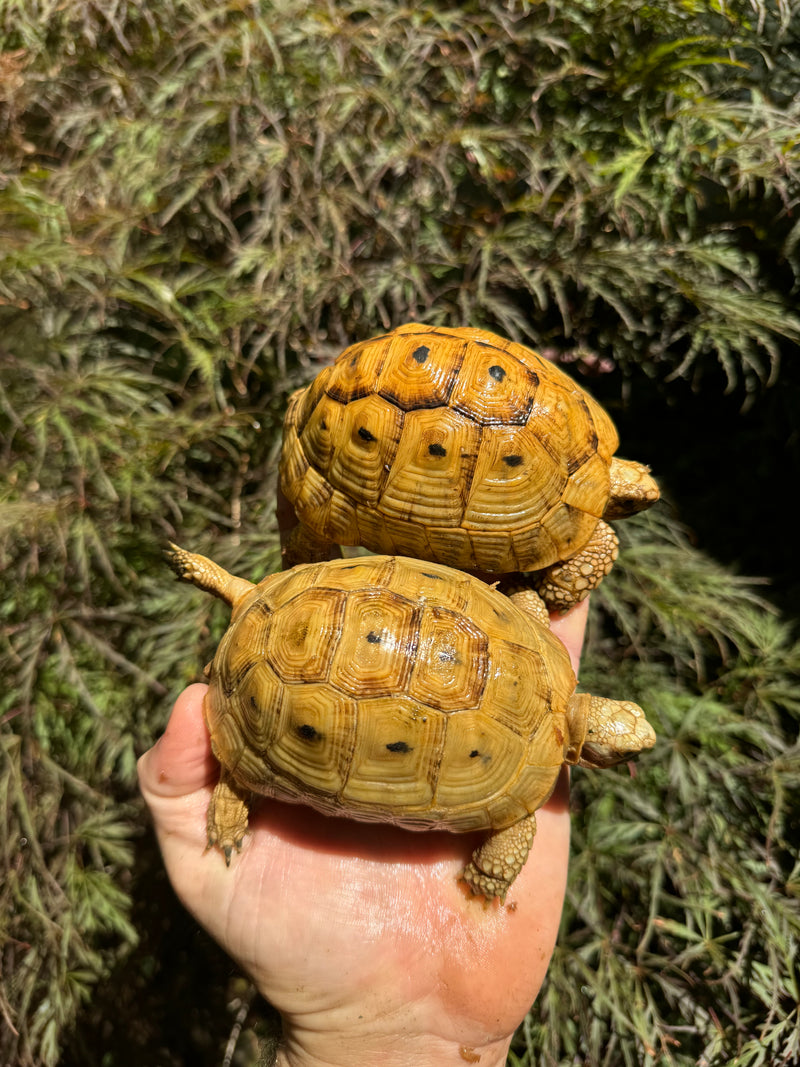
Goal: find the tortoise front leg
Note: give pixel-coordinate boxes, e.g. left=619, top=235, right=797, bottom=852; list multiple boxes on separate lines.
left=207, top=768, right=252, bottom=865
left=461, top=813, right=537, bottom=902
left=533, top=519, right=619, bottom=613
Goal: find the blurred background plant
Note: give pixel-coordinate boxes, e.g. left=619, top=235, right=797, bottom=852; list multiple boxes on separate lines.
left=1, top=0, right=798, bottom=1064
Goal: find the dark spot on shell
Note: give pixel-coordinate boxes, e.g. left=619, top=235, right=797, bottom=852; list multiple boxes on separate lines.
left=250, top=696, right=258, bottom=710
left=412, top=345, right=430, bottom=364
left=386, top=740, right=412, bottom=753
left=422, top=572, right=443, bottom=580
left=488, top=364, right=506, bottom=382
left=366, top=631, right=381, bottom=643
left=320, top=419, right=328, bottom=430
left=358, top=426, right=376, bottom=442
left=297, top=723, right=322, bottom=741
left=503, top=454, right=523, bottom=467
left=428, top=442, right=446, bottom=457
left=438, top=647, right=458, bottom=664
left=469, top=749, right=480, bottom=758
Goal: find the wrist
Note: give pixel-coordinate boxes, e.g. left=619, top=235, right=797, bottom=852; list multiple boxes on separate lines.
left=274, top=1022, right=512, bottom=1067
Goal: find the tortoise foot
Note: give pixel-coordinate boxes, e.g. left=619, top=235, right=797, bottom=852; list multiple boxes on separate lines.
left=461, top=814, right=537, bottom=902
left=207, top=771, right=251, bottom=864
left=534, top=520, right=619, bottom=612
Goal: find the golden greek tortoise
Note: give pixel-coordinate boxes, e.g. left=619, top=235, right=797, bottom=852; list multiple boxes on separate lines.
left=280, top=323, right=659, bottom=611
left=168, top=546, right=655, bottom=901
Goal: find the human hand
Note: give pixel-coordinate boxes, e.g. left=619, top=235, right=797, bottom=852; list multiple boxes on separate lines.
left=138, top=600, right=588, bottom=1067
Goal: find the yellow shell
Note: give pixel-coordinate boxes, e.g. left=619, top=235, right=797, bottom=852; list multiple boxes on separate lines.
left=279, top=323, right=657, bottom=576
left=206, top=554, right=575, bottom=831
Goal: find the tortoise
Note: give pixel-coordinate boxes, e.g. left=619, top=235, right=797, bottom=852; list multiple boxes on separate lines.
left=167, top=545, right=655, bottom=901
left=279, top=323, right=659, bottom=611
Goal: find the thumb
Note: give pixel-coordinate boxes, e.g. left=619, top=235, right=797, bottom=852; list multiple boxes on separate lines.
left=138, top=683, right=217, bottom=800
left=549, top=596, right=589, bottom=677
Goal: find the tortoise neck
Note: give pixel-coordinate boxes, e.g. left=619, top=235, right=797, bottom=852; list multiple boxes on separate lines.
left=564, top=693, right=590, bottom=764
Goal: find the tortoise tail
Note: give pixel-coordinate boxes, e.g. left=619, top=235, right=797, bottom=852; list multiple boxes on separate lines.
left=165, top=543, right=254, bottom=607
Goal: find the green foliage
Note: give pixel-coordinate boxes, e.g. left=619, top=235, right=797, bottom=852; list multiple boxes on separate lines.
left=513, top=515, right=800, bottom=1065
left=2, top=0, right=799, bottom=389
left=1, top=0, right=798, bottom=1064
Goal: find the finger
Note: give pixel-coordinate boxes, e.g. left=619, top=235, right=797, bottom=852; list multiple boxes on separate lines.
left=549, top=596, right=589, bottom=675
left=137, top=683, right=217, bottom=800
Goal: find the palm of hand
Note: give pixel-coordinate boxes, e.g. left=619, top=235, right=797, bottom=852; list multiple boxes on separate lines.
left=139, top=603, right=586, bottom=1065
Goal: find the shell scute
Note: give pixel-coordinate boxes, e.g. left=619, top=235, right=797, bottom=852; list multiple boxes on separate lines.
left=561, top=451, right=612, bottom=519
left=434, top=710, right=527, bottom=821
left=292, top=369, right=331, bottom=436
left=297, top=391, right=346, bottom=477
left=377, top=407, right=480, bottom=526
left=539, top=501, right=599, bottom=559
left=524, top=377, right=598, bottom=473
left=449, top=344, right=536, bottom=426
left=375, top=328, right=465, bottom=411
left=325, top=337, right=389, bottom=404
left=507, top=756, right=565, bottom=816
left=265, top=684, right=358, bottom=797
left=231, top=661, right=285, bottom=753
left=423, top=526, right=479, bottom=572
left=328, top=587, right=420, bottom=698
left=342, top=696, right=447, bottom=810
left=266, top=587, right=347, bottom=683
left=327, top=394, right=404, bottom=507
left=293, top=465, right=360, bottom=545
left=386, top=556, right=476, bottom=614
left=462, top=423, right=566, bottom=533
left=409, top=605, right=488, bottom=712
left=208, top=703, right=246, bottom=772
left=483, top=641, right=554, bottom=739
left=214, top=596, right=272, bottom=696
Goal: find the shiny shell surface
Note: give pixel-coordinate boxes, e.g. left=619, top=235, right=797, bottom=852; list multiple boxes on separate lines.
left=206, top=555, right=576, bottom=832
left=280, top=323, right=620, bottom=572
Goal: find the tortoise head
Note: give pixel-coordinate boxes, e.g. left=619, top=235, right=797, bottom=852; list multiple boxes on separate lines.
left=565, top=693, right=656, bottom=769
left=604, top=458, right=660, bottom=519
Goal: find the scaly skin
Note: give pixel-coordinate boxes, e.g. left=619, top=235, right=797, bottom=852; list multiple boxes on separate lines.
left=534, top=520, right=619, bottom=612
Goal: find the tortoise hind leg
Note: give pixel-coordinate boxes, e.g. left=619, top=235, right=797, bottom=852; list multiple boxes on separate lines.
left=534, top=520, right=619, bottom=613
left=503, top=585, right=550, bottom=627
left=461, top=813, right=537, bottom=902
left=207, top=768, right=252, bottom=864
left=281, top=521, right=342, bottom=569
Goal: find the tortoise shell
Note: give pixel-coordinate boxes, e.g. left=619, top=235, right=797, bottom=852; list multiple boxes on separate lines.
left=279, top=323, right=657, bottom=578
left=205, top=553, right=576, bottom=833
left=168, top=545, right=656, bottom=898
